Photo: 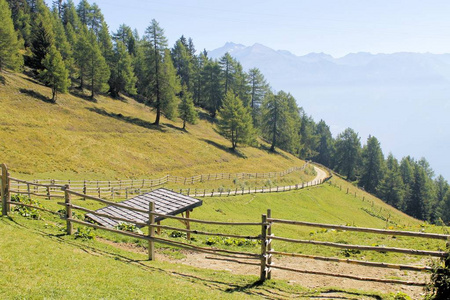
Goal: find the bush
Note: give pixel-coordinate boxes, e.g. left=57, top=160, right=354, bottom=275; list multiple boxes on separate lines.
left=74, top=227, right=95, bottom=240
left=114, top=222, right=143, bottom=234
left=426, top=256, right=450, bottom=299
left=11, top=195, right=41, bottom=220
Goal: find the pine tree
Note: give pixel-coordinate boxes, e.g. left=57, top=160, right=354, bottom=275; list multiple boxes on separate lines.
left=109, top=41, right=136, bottom=97
left=39, top=44, right=69, bottom=102
left=377, top=153, right=405, bottom=209
left=334, top=128, right=361, bottom=180
left=0, top=0, right=23, bottom=71
left=248, top=67, right=268, bottom=126
left=157, top=49, right=180, bottom=121
left=359, top=135, right=385, bottom=194
left=261, top=91, right=297, bottom=152
left=51, top=9, right=75, bottom=78
left=171, top=38, right=192, bottom=89
left=313, top=120, right=334, bottom=167
left=113, top=24, right=136, bottom=55
left=178, top=84, right=197, bottom=130
left=298, top=109, right=318, bottom=159
left=29, top=0, right=54, bottom=70
left=200, top=57, right=221, bottom=117
left=217, top=91, right=254, bottom=150
left=144, top=19, right=169, bottom=125
left=74, top=25, right=89, bottom=88
left=85, top=28, right=109, bottom=98
left=219, top=52, right=234, bottom=96
left=6, top=0, right=31, bottom=47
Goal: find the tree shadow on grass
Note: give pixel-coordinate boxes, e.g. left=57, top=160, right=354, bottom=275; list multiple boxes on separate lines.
left=70, top=88, right=97, bottom=102
left=87, top=107, right=164, bottom=131
left=0, top=74, right=5, bottom=85
left=19, top=88, right=54, bottom=104
left=258, top=143, right=291, bottom=160
left=200, top=139, right=247, bottom=158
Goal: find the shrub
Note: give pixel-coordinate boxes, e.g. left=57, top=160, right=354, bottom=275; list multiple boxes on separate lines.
left=11, top=195, right=41, bottom=220
left=114, top=222, right=143, bottom=234
left=74, top=227, right=95, bottom=240
left=425, top=256, right=450, bottom=299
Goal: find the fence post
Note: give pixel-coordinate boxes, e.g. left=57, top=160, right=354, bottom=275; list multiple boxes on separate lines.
left=1, top=164, right=11, bottom=216
left=64, top=184, right=73, bottom=235
left=259, top=214, right=268, bottom=282
left=267, top=209, right=273, bottom=279
left=83, top=180, right=87, bottom=200
left=148, top=201, right=155, bottom=260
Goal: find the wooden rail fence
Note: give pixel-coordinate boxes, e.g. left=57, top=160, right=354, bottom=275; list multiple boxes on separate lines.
left=4, top=162, right=330, bottom=200
left=2, top=163, right=448, bottom=288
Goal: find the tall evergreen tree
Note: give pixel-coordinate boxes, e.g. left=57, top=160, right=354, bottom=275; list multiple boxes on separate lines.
left=217, top=91, right=254, bottom=150
left=377, top=153, right=404, bottom=208
left=144, top=19, right=169, bottom=125
left=200, top=57, right=222, bottom=117
left=0, top=0, right=23, bottom=71
left=51, top=9, right=75, bottom=77
left=113, top=24, right=136, bottom=55
left=157, top=49, right=180, bottom=121
left=109, top=41, right=136, bottom=97
left=406, top=163, right=432, bottom=221
left=219, top=52, right=234, bottom=96
left=29, top=0, right=54, bottom=70
left=85, top=28, right=109, bottom=98
left=313, top=120, right=334, bottom=167
left=178, top=84, right=197, bottom=130
left=248, top=67, right=268, bottom=126
left=6, top=0, right=31, bottom=47
left=39, top=44, right=69, bottom=102
left=334, top=128, right=361, bottom=180
left=171, top=38, right=192, bottom=89
left=359, top=135, right=385, bottom=194
left=261, top=91, right=297, bottom=152
left=298, top=109, right=318, bottom=159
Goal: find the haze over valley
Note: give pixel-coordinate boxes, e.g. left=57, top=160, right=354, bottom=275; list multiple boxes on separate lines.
left=209, top=42, right=450, bottom=179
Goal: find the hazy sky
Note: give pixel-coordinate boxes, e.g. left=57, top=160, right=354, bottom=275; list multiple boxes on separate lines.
left=57, top=0, right=450, bottom=57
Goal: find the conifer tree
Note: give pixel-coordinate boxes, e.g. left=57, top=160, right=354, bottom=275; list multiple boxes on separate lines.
left=178, top=84, right=197, bottom=130
left=109, top=41, right=136, bottom=97
left=74, top=24, right=89, bottom=88
left=217, top=91, right=254, bottom=150
left=333, top=128, right=361, bottom=180
left=261, top=91, right=297, bottom=152
left=113, top=24, right=136, bottom=55
left=144, top=19, right=169, bottom=125
left=158, top=49, right=181, bottom=121
left=6, top=0, right=31, bottom=47
left=171, top=38, right=192, bottom=89
left=219, top=52, right=234, bottom=96
left=377, top=153, right=405, bottom=208
left=0, top=0, right=23, bottom=71
left=51, top=9, right=75, bottom=77
left=248, top=67, right=268, bottom=125
left=359, top=135, right=385, bottom=194
left=201, top=58, right=222, bottom=117
left=29, top=0, right=54, bottom=70
left=39, top=44, right=69, bottom=102
left=298, top=109, right=318, bottom=159
left=313, top=120, right=334, bottom=167
left=85, top=28, right=110, bottom=98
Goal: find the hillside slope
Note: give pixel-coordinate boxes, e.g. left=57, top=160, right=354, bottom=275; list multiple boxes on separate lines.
left=0, top=72, right=303, bottom=180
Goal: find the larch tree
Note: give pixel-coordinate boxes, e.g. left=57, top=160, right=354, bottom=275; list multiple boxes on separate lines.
left=144, top=19, right=169, bottom=125
left=333, top=127, right=361, bottom=180
left=109, top=41, right=136, bottom=97
left=85, top=28, right=110, bottom=98
left=157, top=48, right=180, bottom=121
left=29, top=0, right=54, bottom=70
left=219, top=52, right=234, bottom=96
left=377, top=153, right=405, bottom=209
left=261, top=91, right=297, bottom=152
left=248, top=67, right=268, bottom=126
left=178, top=84, right=197, bottom=130
left=39, top=44, right=69, bottom=102
left=0, top=0, right=23, bottom=72
left=359, top=135, right=385, bottom=194
left=313, top=120, right=334, bottom=167
left=217, top=91, right=254, bottom=150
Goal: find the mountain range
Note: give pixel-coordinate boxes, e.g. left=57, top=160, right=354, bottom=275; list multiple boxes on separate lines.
left=208, top=42, right=450, bottom=180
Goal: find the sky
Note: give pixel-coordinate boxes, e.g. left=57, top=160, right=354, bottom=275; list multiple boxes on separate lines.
left=55, top=0, right=450, bottom=57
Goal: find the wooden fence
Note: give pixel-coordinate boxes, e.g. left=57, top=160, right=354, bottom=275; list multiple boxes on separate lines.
left=2, top=164, right=448, bottom=287
left=7, top=164, right=311, bottom=200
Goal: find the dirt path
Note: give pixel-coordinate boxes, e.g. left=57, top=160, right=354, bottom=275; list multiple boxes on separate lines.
left=157, top=250, right=428, bottom=299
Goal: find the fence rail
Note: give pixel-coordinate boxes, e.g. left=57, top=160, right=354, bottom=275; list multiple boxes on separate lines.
left=7, top=164, right=311, bottom=200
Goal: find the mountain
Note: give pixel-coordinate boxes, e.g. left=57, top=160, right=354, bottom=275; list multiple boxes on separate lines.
left=208, top=43, right=450, bottom=180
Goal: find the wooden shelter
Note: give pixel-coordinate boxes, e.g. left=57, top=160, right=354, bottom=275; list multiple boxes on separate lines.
left=86, top=188, right=202, bottom=228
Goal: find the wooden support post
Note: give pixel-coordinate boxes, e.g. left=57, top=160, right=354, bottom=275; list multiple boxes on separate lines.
left=27, top=183, right=31, bottom=198
left=148, top=202, right=155, bottom=260
left=156, top=221, right=161, bottom=235
left=83, top=180, right=87, bottom=200
left=125, top=187, right=128, bottom=199
left=46, top=185, right=51, bottom=200
left=112, top=187, right=115, bottom=200
left=64, top=185, right=73, bottom=235
left=186, top=210, right=191, bottom=240
left=267, top=209, right=273, bottom=279
left=260, top=214, right=267, bottom=282
left=1, top=164, right=11, bottom=216
left=98, top=187, right=101, bottom=198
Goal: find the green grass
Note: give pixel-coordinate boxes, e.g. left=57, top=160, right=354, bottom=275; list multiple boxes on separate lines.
left=0, top=72, right=305, bottom=181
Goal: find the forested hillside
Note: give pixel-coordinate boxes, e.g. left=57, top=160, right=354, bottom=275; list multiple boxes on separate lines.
left=1, top=0, right=449, bottom=224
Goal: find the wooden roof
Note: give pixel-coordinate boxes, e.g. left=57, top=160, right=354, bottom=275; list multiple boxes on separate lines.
left=86, top=188, right=203, bottom=228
